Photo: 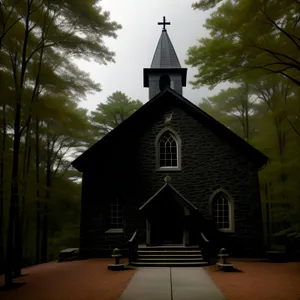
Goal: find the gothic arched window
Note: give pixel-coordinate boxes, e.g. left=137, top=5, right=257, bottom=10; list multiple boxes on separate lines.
left=211, top=190, right=234, bottom=232
left=157, top=130, right=179, bottom=169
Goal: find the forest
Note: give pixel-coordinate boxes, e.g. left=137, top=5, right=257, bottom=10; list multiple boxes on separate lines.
left=187, top=0, right=300, bottom=251
left=0, top=0, right=299, bottom=289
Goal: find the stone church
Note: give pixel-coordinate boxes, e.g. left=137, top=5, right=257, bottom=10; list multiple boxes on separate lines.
left=72, top=18, right=268, bottom=261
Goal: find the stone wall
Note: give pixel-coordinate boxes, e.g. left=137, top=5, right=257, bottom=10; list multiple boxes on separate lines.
left=79, top=96, right=264, bottom=257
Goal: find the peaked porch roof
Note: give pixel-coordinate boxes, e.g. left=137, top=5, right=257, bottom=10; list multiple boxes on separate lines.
left=139, top=183, right=198, bottom=212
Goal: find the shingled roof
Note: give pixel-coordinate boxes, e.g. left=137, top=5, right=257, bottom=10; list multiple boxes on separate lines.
left=72, top=88, right=268, bottom=172
left=150, top=30, right=181, bottom=68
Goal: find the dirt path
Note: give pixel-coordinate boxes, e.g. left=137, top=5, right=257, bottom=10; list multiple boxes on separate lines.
left=205, top=260, right=300, bottom=300
left=0, top=259, right=136, bottom=300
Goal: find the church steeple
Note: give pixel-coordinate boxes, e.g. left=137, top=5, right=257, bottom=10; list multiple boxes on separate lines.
left=143, top=17, right=187, bottom=100
left=150, top=28, right=181, bottom=69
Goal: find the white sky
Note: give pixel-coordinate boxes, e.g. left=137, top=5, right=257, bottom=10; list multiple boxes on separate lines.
left=75, top=0, right=227, bottom=113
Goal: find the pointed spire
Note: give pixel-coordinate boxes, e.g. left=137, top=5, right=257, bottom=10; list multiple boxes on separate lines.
left=151, top=17, right=181, bottom=69
left=143, top=17, right=187, bottom=100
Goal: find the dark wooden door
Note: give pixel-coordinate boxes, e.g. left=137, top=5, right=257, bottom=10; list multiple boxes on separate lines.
left=150, top=193, right=184, bottom=245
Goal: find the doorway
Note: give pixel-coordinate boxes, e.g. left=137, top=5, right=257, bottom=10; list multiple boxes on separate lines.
left=150, top=191, right=184, bottom=245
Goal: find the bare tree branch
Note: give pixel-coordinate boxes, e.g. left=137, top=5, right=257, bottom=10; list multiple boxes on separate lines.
left=250, top=65, right=300, bottom=86
left=51, top=146, right=71, bottom=182
left=260, top=9, right=300, bottom=50
left=285, top=115, right=300, bottom=137
left=253, top=45, right=300, bottom=69
left=0, top=0, right=22, bottom=48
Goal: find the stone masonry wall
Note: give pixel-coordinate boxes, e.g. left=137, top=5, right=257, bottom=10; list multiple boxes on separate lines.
left=80, top=96, right=264, bottom=257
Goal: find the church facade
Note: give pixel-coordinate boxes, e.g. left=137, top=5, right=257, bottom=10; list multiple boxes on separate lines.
left=72, top=19, right=268, bottom=258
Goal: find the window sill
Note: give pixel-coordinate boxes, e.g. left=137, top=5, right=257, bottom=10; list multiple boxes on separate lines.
left=105, top=228, right=124, bottom=234
left=156, top=167, right=182, bottom=172
left=218, top=228, right=234, bottom=233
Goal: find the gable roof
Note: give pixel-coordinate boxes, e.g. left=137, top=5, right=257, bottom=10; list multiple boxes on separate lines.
left=139, top=183, right=198, bottom=211
left=72, top=88, right=268, bottom=172
left=150, top=30, right=181, bottom=68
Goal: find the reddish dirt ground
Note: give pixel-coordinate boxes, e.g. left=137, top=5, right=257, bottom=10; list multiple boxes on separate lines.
left=1, top=258, right=300, bottom=300
left=205, top=259, right=300, bottom=300
left=0, top=258, right=136, bottom=300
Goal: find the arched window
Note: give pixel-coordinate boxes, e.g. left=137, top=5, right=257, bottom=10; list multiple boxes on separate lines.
left=211, top=190, right=234, bottom=232
left=158, top=131, right=178, bottom=168
left=159, top=74, right=171, bottom=91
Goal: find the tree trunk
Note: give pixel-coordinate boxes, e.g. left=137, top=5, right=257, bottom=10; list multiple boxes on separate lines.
left=35, top=117, right=40, bottom=264
left=13, top=210, right=21, bottom=278
left=264, top=182, right=271, bottom=248
left=0, top=103, right=6, bottom=272
left=5, top=97, right=21, bottom=287
left=5, top=0, right=32, bottom=286
left=29, top=25, right=45, bottom=266
left=14, top=122, right=31, bottom=277
left=24, top=216, right=29, bottom=263
left=41, top=212, right=48, bottom=263
left=41, top=134, right=51, bottom=263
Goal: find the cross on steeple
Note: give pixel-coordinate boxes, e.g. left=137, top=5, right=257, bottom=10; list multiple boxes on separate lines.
left=158, top=16, right=171, bottom=31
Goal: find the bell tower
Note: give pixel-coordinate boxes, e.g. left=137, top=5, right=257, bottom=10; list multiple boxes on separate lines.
left=143, top=17, right=187, bottom=100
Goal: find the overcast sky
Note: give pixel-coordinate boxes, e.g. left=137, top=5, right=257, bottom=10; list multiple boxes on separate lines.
left=76, top=0, right=226, bottom=112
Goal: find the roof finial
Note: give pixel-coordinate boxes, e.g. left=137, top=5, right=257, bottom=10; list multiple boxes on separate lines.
left=158, top=16, right=171, bottom=32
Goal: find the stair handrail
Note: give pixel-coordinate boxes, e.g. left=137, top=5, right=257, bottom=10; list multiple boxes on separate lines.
left=128, top=230, right=139, bottom=264
left=200, top=231, right=211, bottom=263
left=201, top=231, right=209, bottom=243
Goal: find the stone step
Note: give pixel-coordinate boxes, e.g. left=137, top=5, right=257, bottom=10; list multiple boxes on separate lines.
left=131, top=261, right=208, bottom=267
left=132, top=245, right=205, bottom=267
left=137, top=250, right=201, bottom=255
left=136, top=257, right=204, bottom=263
left=138, top=254, right=203, bottom=258
left=138, top=245, right=199, bottom=250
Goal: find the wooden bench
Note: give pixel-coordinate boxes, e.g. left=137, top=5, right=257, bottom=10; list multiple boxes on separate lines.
left=266, top=251, right=287, bottom=262
left=216, top=262, right=234, bottom=271
left=58, top=248, right=79, bottom=262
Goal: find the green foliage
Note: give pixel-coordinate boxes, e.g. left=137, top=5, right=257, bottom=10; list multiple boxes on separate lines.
left=0, top=0, right=122, bottom=276
left=192, top=0, right=223, bottom=11
left=200, top=84, right=258, bottom=140
left=187, top=0, right=300, bottom=87
left=189, top=0, right=300, bottom=243
left=90, top=91, right=143, bottom=139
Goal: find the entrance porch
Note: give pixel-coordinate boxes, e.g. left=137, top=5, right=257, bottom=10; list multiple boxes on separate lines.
left=139, top=182, right=199, bottom=246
